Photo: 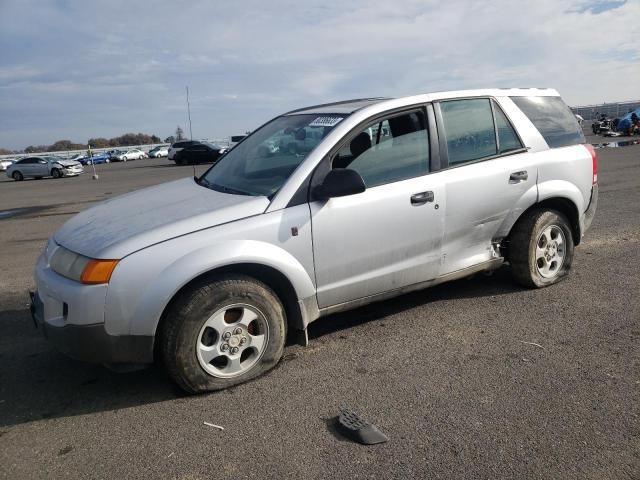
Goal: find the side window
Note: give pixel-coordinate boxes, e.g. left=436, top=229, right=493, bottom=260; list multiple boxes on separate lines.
left=492, top=101, right=523, bottom=153
left=440, top=98, right=497, bottom=165
left=332, top=110, right=429, bottom=187
left=510, top=96, right=585, bottom=148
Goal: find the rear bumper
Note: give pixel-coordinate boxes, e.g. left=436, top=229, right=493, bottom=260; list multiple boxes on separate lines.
left=30, top=290, right=154, bottom=365
left=581, top=184, right=598, bottom=235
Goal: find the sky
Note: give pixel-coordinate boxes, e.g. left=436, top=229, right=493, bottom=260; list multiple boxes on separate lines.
left=0, top=0, right=639, bottom=150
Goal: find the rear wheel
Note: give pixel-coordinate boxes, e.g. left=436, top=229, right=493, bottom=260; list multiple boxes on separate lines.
left=508, top=209, right=574, bottom=288
left=161, top=275, right=286, bottom=393
left=51, top=168, right=62, bottom=178
left=12, top=171, right=23, bottom=181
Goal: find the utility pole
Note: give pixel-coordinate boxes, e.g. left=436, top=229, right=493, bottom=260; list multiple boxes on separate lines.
left=186, top=86, right=193, bottom=140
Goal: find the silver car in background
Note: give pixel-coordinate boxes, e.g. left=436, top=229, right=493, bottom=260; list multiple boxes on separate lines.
left=31, top=88, right=597, bottom=393
left=7, top=156, right=83, bottom=180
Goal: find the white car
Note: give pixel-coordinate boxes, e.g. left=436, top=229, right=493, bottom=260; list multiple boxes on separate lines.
left=6, top=156, right=83, bottom=180
left=0, top=159, right=15, bottom=171
left=113, top=149, right=145, bottom=162
left=148, top=146, right=169, bottom=158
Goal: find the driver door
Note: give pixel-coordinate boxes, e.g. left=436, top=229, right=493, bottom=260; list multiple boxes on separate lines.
left=310, top=108, right=444, bottom=308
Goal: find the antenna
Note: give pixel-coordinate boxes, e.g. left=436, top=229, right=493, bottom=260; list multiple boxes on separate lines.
left=186, top=86, right=193, bottom=140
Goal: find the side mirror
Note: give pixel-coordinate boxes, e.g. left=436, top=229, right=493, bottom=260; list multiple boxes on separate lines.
left=314, top=168, right=366, bottom=200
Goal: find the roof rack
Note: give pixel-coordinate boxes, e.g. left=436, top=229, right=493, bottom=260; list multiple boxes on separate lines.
left=284, top=97, right=389, bottom=115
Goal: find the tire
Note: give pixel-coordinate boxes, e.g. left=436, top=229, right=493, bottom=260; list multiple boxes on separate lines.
left=161, top=274, right=287, bottom=393
left=51, top=168, right=62, bottom=178
left=508, top=209, right=574, bottom=288
left=12, top=171, right=23, bottom=181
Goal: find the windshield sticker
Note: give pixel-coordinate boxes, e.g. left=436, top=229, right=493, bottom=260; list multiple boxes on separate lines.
left=309, top=116, right=343, bottom=128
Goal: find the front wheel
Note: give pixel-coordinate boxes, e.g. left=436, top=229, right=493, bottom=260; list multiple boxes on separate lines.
left=161, top=275, right=286, bottom=393
left=51, top=168, right=62, bottom=178
left=508, top=210, right=575, bottom=288
left=12, top=171, right=23, bottom=181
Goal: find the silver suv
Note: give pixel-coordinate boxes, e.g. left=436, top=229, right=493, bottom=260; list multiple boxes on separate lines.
left=31, top=89, right=598, bottom=393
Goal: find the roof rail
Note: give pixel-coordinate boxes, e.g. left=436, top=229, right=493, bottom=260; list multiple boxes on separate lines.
left=284, top=97, right=389, bottom=115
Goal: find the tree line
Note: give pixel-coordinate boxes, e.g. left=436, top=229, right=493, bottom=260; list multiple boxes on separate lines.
left=1, top=126, right=187, bottom=155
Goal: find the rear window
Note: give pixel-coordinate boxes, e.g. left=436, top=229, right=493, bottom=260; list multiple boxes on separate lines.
left=511, top=96, right=584, bottom=148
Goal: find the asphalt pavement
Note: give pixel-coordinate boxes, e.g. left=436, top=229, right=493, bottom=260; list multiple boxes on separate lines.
left=0, top=150, right=638, bottom=479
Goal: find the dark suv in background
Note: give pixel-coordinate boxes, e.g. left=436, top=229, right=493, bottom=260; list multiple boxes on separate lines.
left=170, top=141, right=223, bottom=165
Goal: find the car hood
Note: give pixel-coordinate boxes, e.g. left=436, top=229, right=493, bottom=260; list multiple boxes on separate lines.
left=54, top=177, right=270, bottom=259
left=56, top=160, right=82, bottom=167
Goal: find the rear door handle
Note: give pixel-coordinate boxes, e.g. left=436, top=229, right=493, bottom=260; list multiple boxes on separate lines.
left=410, top=191, right=434, bottom=205
left=509, top=171, right=528, bottom=183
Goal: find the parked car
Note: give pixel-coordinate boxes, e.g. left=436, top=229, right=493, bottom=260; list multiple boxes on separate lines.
left=0, top=158, right=15, bottom=171
left=148, top=146, right=169, bottom=158
left=172, top=142, right=223, bottom=165
left=81, top=152, right=111, bottom=165
left=168, top=140, right=199, bottom=160
left=112, top=149, right=145, bottom=161
left=7, top=156, right=83, bottom=180
left=105, top=149, right=124, bottom=160
left=30, top=88, right=597, bottom=393
left=66, top=153, right=87, bottom=163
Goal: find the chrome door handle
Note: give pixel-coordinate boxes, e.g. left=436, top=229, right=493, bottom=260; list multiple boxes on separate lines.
left=410, top=191, right=434, bottom=205
left=509, top=171, right=528, bottom=183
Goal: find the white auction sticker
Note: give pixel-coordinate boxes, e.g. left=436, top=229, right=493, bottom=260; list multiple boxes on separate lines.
left=309, top=116, right=343, bottom=127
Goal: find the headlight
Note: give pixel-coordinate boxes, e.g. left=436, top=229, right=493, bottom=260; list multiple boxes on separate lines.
left=50, top=246, right=119, bottom=284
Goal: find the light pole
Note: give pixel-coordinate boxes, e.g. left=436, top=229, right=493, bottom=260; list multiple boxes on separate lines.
left=186, top=86, right=193, bottom=140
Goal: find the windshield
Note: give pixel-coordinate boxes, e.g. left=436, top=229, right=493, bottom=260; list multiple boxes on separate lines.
left=199, top=113, right=345, bottom=197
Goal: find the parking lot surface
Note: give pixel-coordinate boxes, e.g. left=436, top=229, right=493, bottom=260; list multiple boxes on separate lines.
left=0, top=151, right=638, bottom=479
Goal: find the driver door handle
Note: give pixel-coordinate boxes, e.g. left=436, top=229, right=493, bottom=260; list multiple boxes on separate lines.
left=410, top=191, right=434, bottom=206
left=509, top=171, right=528, bottom=183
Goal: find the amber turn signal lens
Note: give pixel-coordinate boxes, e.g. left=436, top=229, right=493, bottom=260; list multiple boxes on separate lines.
left=80, top=259, right=119, bottom=284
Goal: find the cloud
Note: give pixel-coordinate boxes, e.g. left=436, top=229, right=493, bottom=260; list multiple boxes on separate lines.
left=0, top=0, right=639, bottom=149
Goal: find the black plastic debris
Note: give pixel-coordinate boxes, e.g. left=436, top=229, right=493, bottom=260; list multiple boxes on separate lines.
left=336, top=407, right=388, bottom=445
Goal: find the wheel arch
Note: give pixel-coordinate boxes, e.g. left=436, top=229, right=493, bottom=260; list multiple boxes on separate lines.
left=508, top=196, right=581, bottom=246
left=154, top=262, right=308, bottom=359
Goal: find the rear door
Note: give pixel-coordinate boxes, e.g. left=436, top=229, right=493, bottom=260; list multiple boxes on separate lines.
left=310, top=107, right=445, bottom=308
left=434, top=97, right=538, bottom=274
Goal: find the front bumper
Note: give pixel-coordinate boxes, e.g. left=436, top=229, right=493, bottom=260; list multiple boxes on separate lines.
left=30, top=290, right=153, bottom=364
left=32, top=249, right=154, bottom=365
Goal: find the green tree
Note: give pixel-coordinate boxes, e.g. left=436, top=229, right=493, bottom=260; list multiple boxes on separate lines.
left=164, top=136, right=175, bottom=144
left=88, top=137, right=110, bottom=148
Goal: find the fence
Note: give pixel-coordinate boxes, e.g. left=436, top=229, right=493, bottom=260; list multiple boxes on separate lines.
left=571, top=100, right=640, bottom=121
left=0, top=138, right=233, bottom=161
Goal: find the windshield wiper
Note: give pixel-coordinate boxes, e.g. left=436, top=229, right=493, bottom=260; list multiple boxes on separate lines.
left=210, top=183, right=254, bottom=196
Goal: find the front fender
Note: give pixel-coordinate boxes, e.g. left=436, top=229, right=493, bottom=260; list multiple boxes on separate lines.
left=105, top=239, right=316, bottom=336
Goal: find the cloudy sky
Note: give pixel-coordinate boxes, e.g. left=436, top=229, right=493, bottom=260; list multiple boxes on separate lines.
left=0, top=0, right=638, bottom=150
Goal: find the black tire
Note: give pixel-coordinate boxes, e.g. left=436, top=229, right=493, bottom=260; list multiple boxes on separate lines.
left=508, top=209, right=575, bottom=288
left=161, top=274, right=286, bottom=393
left=12, top=171, right=23, bottom=181
left=51, top=168, right=62, bottom=178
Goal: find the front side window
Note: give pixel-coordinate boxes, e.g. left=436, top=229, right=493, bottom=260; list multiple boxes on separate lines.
left=200, top=114, right=345, bottom=197
left=332, top=110, right=429, bottom=187
left=440, top=98, right=497, bottom=165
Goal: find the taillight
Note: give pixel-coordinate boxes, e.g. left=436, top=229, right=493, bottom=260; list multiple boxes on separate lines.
left=585, top=144, right=598, bottom=185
